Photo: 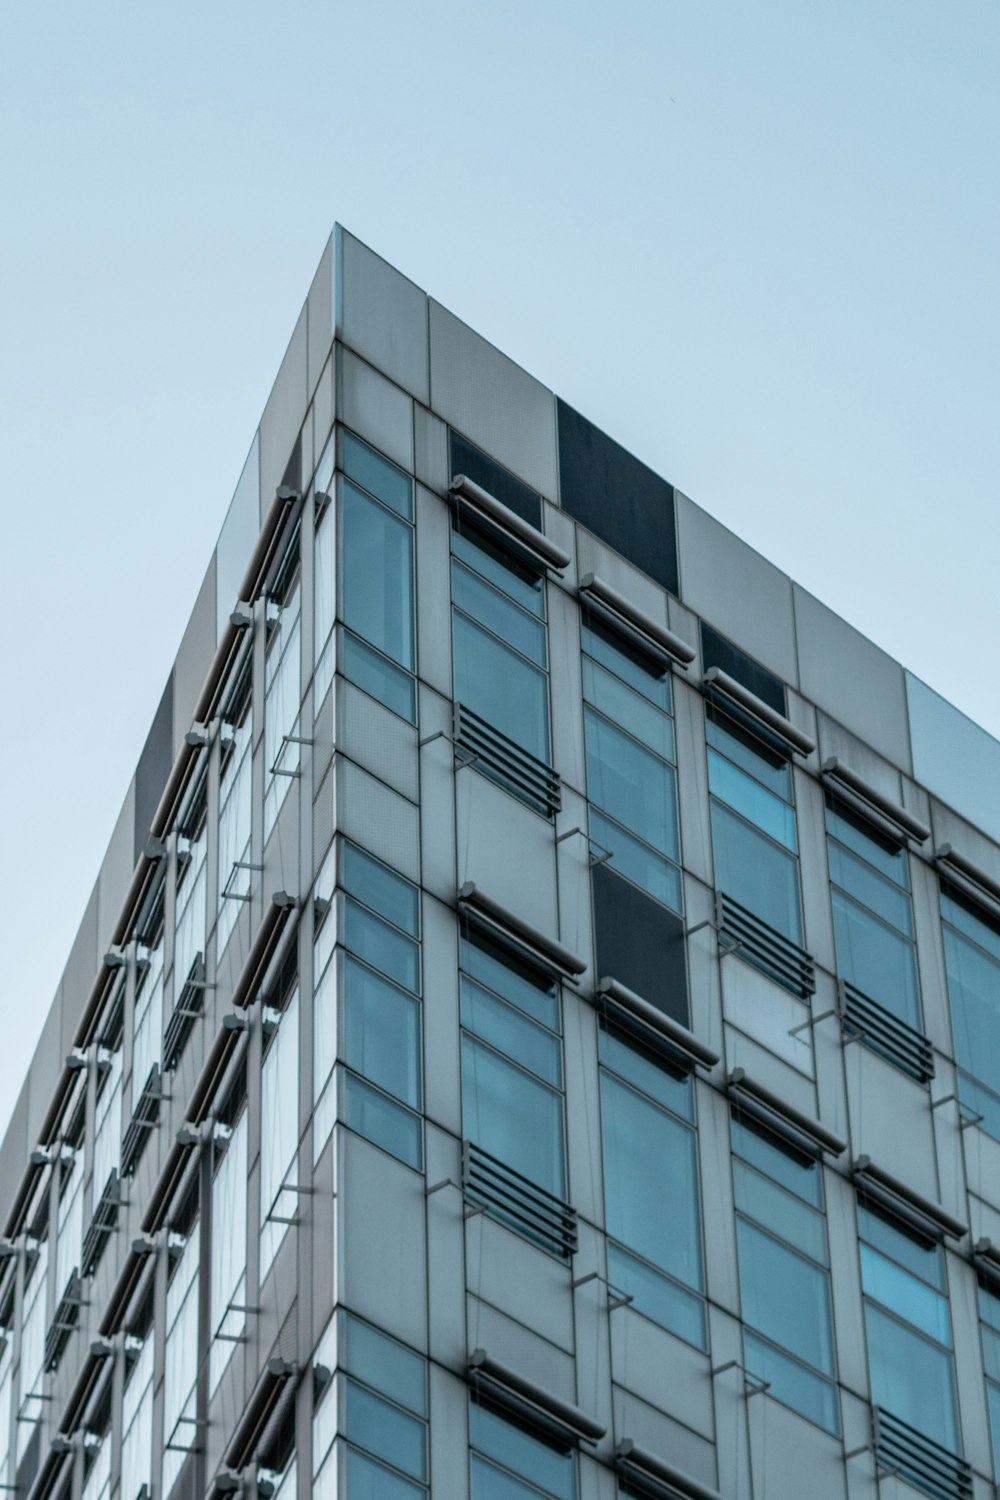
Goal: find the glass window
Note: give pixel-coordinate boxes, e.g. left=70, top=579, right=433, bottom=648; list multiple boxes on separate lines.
left=217, top=656, right=253, bottom=956
left=264, top=550, right=302, bottom=840
left=55, top=1148, right=84, bottom=1298
left=599, top=1034, right=705, bottom=1349
left=332, top=845, right=423, bottom=1170
left=92, top=1046, right=122, bottom=1201
left=163, top=1221, right=200, bottom=1496
left=826, top=802, right=921, bottom=1030
left=121, top=1334, right=153, bottom=1500
left=942, top=889, right=1000, bottom=1139
left=0, top=1344, right=12, bottom=1497
left=451, top=520, right=552, bottom=799
left=210, top=1107, right=248, bottom=1392
left=340, top=465, right=416, bottom=722
left=132, top=891, right=165, bottom=1110
left=313, top=846, right=336, bottom=1165
left=344, top=431, right=413, bottom=520
left=313, top=1314, right=429, bottom=1499
left=460, top=931, right=567, bottom=1235
left=979, top=1282, right=1000, bottom=1477
left=470, top=1403, right=575, bottom=1500
left=174, top=771, right=208, bottom=1001
left=708, top=709, right=803, bottom=952
left=733, top=1119, right=838, bottom=1433
left=260, top=985, right=300, bottom=1281
left=17, top=1232, right=48, bottom=1459
left=858, top=1203, right=957, bottom=1452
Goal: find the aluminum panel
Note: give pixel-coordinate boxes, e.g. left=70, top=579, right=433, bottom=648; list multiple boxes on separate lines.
left=610, top=1306, right=714, bottom=1438
left=340, top=1129, right=427, bottom=1350
left=844, top=1043, right=937, bottom=1202
left=335, top=679, right=419, bottom=803
left=334, top=758, right=420, bottom=883
left=172, top=559, right=216, bottom=751
left=307, top=234, right=334, bottom=397
left=417, top=687, right=458, bottom=904
left=795, top=584, right=911, bottom=770
left=422, top=901, right=461, bottom=1136
left=577, top=529, right=670, bottom=630
left=429, top=299, right=558, bottom=500
left=259, top=302, right=308, bottom=520
left=97, top=782, right=136, bottom=954
left=338, top=347, right=414, bottom=473
left=465, top=1214, right=574, bottom=1353
left=549, top=588, right=586, bottom=797
left=414, top=405, right=449, bottom=495
left=722, top=960, right=816, bottom=1078
left=745, top=1396, right=846, bottom=1500
left=426, top=1128, right=467, bottom=1366
left=908, top=671, right=1000, bottom=846
left=216, top=432, right=260, bottom=634
left=336, top=227, right=429, bottom=403
left=456, top=770, right=557, bottom=940
left=612, top=1388, right=719, bottom=1495
left=466, top=1295, right=574, bottom=1401
left=677, top=493, right=798, bottom=686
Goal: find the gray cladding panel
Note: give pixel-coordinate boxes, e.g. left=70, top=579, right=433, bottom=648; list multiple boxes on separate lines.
left=172, top=558, right=216, bottom=750
left=338, top=347, right=414, bottom=472
left=216, top=433, right=260, bottom=632
left=307, top=234, right=334, bottom=397
left=134, top=675, right=173, bottom=862
left=429, top=299, right=558, bottom=500
left=97, top=782, right=136, bottom=956
left=676, top=493, right=798, bottom=685
left=907, top=669, right=1000, bottom=845
left=334, top=679, right=419, bottom=803
left=259, top=302, right=308, bottom=519
left=795, top=584, right=911, bottom=769
left=336, top=228, right=429, bottom=404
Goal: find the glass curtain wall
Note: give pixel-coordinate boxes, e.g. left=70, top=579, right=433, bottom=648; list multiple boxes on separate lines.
left=732, top=1118, right=838, bottom=1432
left=598, top=1027, right=705, bottom=1347
left=582, top=614, right=681, bottom=913
left=941, top=888, right=1000, bottom=1139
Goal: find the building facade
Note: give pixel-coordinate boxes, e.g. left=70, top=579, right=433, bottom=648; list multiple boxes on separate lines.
left=3, top=226, right=1000, bottom=1500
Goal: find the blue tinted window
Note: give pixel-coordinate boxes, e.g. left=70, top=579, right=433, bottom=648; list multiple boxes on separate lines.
left=343, top=844, right=419, bottom=936
left=343, top=431, right=412, bottom=519
left=470, top=1405, right=574, bottom=1500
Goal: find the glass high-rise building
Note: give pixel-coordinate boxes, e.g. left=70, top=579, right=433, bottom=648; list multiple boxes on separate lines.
left=2, top=226, right=999, bottom=1500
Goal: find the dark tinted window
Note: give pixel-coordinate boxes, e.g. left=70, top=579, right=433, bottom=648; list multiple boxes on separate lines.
left=701, top=623, right=786, bottom=714
left=449, top=431, right=542, bottom=530
left=557, top=400, right=678, bottom=595
left=593, top=863, right=688, bottom=1025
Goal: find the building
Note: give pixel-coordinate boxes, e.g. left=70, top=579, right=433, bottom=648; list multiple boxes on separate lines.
left=2, top=225, right=1000, bottom=1500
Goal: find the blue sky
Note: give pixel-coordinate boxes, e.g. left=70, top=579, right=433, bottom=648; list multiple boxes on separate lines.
left=1, top=0, right=998, bottom=1134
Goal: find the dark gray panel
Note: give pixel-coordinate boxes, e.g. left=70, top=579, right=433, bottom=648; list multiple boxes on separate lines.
left=556, top=399, right=678, bottom=595
left=449, top=430, right=541, bottom=529
left=701, top=621, right=786, bottom=714
left=592, top=864, right=688, bottom=1026
left=134, top=675, right=174, bottom=862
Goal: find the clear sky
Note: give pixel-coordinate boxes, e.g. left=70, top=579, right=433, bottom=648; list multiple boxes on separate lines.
left=1, top=0, right=998, bottom=1139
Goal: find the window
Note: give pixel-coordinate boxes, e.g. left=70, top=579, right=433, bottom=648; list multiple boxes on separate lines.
left=173, top=769, right=208, bottom=1004
left=858, top=1202, right=958, bottom=1456
left=339, top=433, right=416, bottom=722
left=162, top=1185, right=201, bottom=1496
left=132, top=886, right=165, bottom=1110
left=263, top=530, right=302, bottom=840
left=0, top=1341, right=12, bottom=1497
left=340, top=843, right=422, bottom=1168
left=708, top=707, right=803, bottom=959
left=54, top=1121, right=85, bottom=1308
left=217, top=653, right=253, bottom=956
left=313, top=431, right=336, bottom=707
left=599, top=1027, right=704, bottom=1346
left=92, top=1044, right=123, bottom=1208
left=451, top=517, right=553, bottom=810
left=583, top=612, right=682, bottom=913
left=469, top=1403, right=575, bottom=1500
left=121, top=1301, right=154, bottom=1500
left=460, top=928, right=567, bottom=1246
left=826, top=801, right=921, bottom=1031
left=260, top=963, right=300, bottom=1282
left=314, top=841, right=423, bottom=1170
left=80, top=1386, right=112, bottom=1500
left=312, top=1313, right=428, bottom=1500
left=979, top=1281, right=1000, bottom=1479
left=209, top=1079, right=248, bottom=1392
left=17, top=1226, right=48, bottom=1458
left=941, top=888, right=1000, bottom=1139
left=732, top=1117, right=838, bottom=1433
